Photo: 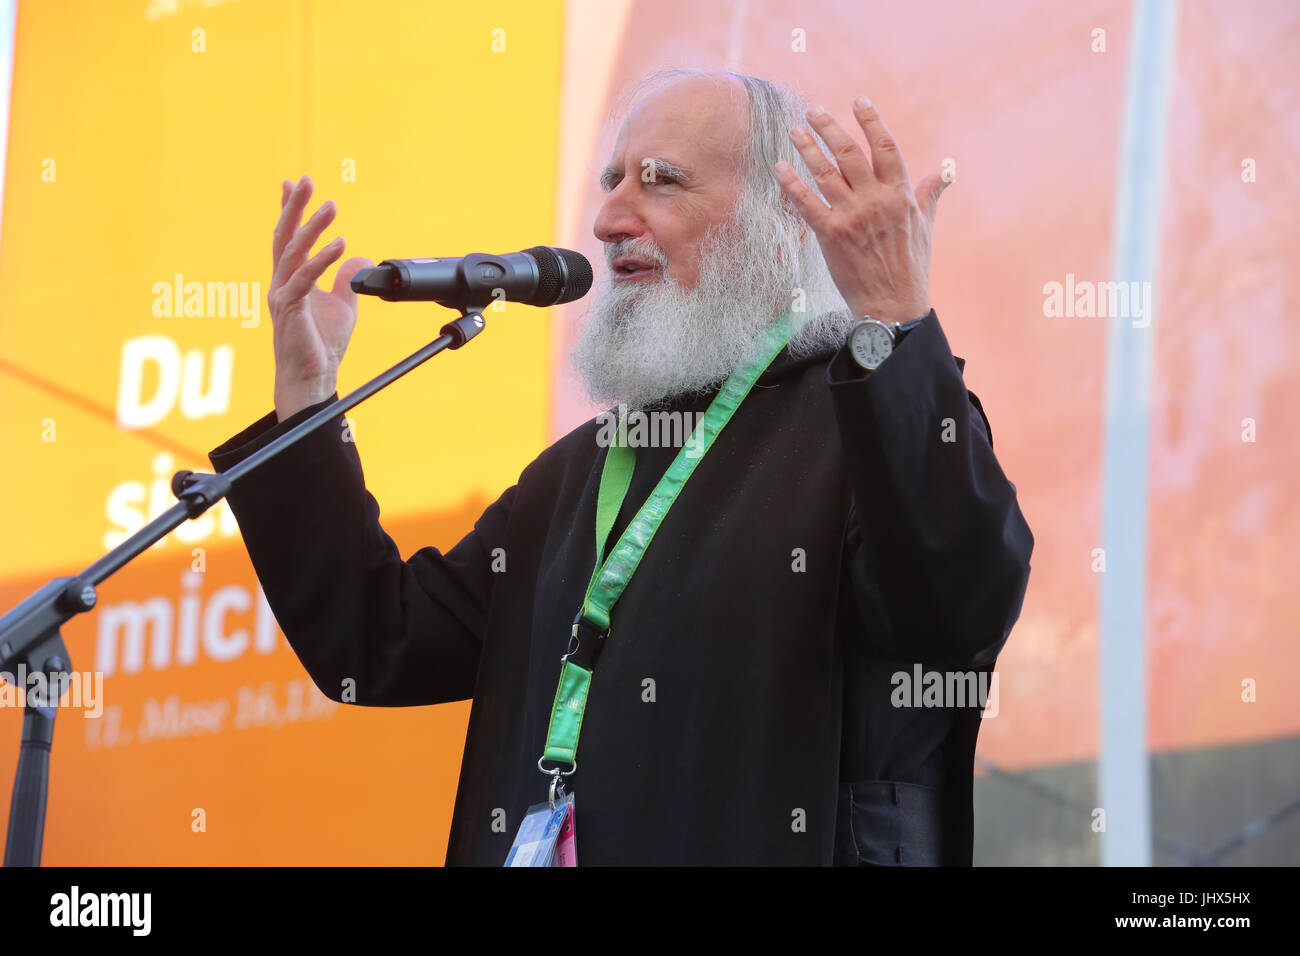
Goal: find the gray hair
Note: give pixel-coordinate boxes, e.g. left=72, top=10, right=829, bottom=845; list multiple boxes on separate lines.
left=608, top=69, right=854, bottom=355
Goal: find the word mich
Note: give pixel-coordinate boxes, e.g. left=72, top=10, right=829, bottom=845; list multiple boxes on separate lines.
left=0, top=664, right=103, bottom=718
left=594, top=405, right=707, bottom=458
left=152, top=273, right=261, bottom=327
left=890, top=665, right=999, bottom=717
left=1041, top=273, right=1151, bottom=327
left=94, top=576, right=284, bottom=677
left=49, top=886, right=151, bottom=936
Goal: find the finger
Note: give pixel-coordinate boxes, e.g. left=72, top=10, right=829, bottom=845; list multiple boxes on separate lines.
left=273, top=199, right=337, bottom=292
left=273, top=176, right=312, bottom=266
left=331, top=256, right=374, bottom=308
left=280, top=180, right=291, bottom=210
left=280, top=236, right=346, bottom=302
left=788, top=124, right=853, bottom=205
left=852, top=96, right=910, bottom=186
left=805, top=106, right=874, bottom=191
left=773, top=161, right=832, bottom=234
left=915, top=172, right=950, bottom=223
left=272, top=175, right=314, bottom=269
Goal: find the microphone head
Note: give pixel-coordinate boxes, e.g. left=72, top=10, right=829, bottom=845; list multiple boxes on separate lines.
left=526, top=246, right=593, bottom=306
left=350, top=264, right=402, bottom=298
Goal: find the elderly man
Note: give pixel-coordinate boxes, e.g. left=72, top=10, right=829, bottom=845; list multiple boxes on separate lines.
left=209, top=70, right=1032, bottom=866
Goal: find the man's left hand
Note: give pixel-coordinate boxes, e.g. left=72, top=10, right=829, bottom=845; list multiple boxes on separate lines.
left=774, top=95, right=947, bottom=326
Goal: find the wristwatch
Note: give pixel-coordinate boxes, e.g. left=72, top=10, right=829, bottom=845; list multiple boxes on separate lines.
left=847, top=315, right=926, bottom=371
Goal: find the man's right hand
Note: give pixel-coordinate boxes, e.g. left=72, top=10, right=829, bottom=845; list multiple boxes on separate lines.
left=269, top=175, right=374, bottom=422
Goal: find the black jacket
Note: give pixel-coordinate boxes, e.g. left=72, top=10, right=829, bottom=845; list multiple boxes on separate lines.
left=209, top=309, right=1033, bottom=865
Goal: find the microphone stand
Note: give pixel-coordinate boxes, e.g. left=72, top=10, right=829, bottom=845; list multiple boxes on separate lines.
left=0, top=306, right=487, bottom=866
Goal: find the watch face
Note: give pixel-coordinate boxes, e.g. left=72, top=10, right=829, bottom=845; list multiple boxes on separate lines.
left=850, top=321, right=893, bottom=369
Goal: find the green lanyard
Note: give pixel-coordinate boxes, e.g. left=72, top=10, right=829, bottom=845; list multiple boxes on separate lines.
left=537, top=309, right=796, bottom=798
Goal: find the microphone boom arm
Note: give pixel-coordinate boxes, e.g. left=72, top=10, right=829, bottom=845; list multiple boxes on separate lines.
left=0, top=304, right=487, bottom=866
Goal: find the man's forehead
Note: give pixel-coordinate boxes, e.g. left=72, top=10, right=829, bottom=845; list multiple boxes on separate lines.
left=608, top=75, right=749, bottom=170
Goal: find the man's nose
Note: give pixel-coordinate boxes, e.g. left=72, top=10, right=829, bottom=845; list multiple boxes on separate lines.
left=593, top=186, right=646, bottom=245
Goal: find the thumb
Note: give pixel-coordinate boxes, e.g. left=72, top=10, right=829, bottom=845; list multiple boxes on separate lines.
left=916, top=173, right=949, bottom=223
left=332, top=256, right=375, bottom=301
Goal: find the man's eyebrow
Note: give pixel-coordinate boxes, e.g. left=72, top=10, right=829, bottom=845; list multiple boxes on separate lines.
left=599, top=158, right=693, bottom=190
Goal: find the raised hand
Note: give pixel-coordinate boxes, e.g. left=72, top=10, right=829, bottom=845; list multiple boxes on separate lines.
left=774, top=96, right=947, bottom=326
left=268, top=175, right=374, bottom=421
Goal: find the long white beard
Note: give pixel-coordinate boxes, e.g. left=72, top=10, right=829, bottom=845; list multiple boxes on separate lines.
left=570, top=188, right=853, bottom=411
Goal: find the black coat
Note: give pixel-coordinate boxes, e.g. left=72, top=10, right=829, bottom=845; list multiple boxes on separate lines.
left=209, top=310, right=1033, bottom=865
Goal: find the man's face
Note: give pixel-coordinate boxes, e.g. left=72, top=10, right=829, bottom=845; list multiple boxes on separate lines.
left=573, top=75, right=843, bottom=412
left=593, top=76, right=749, bottom=289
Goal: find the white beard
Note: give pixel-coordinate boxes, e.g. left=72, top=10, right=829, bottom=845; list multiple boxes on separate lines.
left=570, top=187, right=854, bottom=411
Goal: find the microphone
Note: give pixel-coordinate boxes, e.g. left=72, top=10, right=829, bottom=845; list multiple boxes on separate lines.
left=350, top=246, right=593, bottom=311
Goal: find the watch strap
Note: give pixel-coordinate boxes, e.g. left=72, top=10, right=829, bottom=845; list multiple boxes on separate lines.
left=893, top=315, right=927, bottom=341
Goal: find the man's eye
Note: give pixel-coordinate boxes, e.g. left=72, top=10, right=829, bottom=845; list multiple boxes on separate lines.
left=654, top=176, right=678, bottom=185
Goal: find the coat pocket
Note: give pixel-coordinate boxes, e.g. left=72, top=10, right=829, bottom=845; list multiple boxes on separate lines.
left=839, top=780, right=945, bottom=866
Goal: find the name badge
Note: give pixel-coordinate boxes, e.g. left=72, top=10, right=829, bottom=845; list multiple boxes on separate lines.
left=553, top=795, right=577, bottom=867
left=504, top=794, right=576, bottom=867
